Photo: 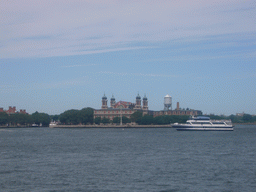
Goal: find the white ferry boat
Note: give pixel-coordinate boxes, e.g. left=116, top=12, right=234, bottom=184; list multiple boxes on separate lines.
left=172, top=116, right=234, bottom=131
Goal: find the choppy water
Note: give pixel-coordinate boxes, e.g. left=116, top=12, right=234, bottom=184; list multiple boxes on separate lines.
left=1, top=125, right=256, bottom=191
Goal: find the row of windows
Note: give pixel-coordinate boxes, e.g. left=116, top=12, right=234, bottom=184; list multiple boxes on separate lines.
left=153, top=111, right=198, bottom=116
left=94, top=115, right=131, bottom=120
left=95, top=111, right=132, bottom=114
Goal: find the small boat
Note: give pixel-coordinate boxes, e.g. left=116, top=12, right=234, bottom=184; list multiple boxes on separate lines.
left=49, top=122, right=57, bottom=128
left=172, top=116, right=234, bottom=131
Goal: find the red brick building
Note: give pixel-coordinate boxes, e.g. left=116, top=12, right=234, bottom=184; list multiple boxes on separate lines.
left=0, top=106, right=27, bottom=114
left=94, top=94, right=202, bottom=121
left=94, top=94, right=147, bottom=120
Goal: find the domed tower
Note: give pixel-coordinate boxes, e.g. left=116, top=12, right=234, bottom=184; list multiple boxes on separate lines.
left=110, top=94, right=116, bottom=108
left=142, top=94, right=148, bottom=110
left=101, top=93, right=108, bottom=109
left=134, top=93, right=142, bottom=109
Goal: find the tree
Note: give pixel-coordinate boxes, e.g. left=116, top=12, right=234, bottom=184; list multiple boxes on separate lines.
left=141, top=115, right=154, bottom=125
left=94, top=117, right=101, bottom=125
left=228, top=114, right=241, bottom=123
left=31, top=111, right=41, bottom=125
left=122, top=116, right=131, bottom=124
left=242, top=114, right=253, bottom=123
left=101, top=117, right=110, bottom=124
left=59, top=109, right=80, bottom=125
left=78, top=107, right=94, bottom=124
left=31, top=111, right=50, bottom=126
left=112, top=117, right=120, bottom=124
left=130, top=111, right=143, bottom=124
left=15, top=113, right=32, bottom=126
left=50, top=115, right=59, bottom=122
left=113, top=116, right=131, bottom=124
left=0, top=112, right=8, bottom=125
left=59, top=108, right=94, bottom=125
left=39, top=113, right=51, bottom=126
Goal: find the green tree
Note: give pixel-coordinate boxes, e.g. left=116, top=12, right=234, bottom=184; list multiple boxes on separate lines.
left=113, top=116, right=131, bottom=124
left=141, top=115, right=154, bottom=125
left=78, top=107, right=94, bottom=124
left=130, top=111, right=143, bottom=124
left=16, top=113, right=32, bottom=126
left=40, top=113, right=51, bottom=126
left=59, top=109, right=80, bottom=125
left=228, top=114, right=241, bottom=123
left=50, top=115, right=59, bottom=122
left=101, top=117, right=110, bottom=124
left=31, top=111, right=50, bottom=126
left=242, top=114, right=253, bottom=123
left=31, top=111, right=41, bottom=125
left=94, top=117, right=101, bottom=125
left=0, top=112, right=9, bottom=125
left=122, top=116, right=131, bottom=124
left=113, top=117, right=120, bottom=124
left=153, top=115, right=165, bottom=125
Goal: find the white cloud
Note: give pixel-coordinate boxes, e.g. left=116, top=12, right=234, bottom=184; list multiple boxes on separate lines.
left=0, top=76, right=89, bottom=92
left=61, top=64, right=98, bottom=68
left=0, top=0, right=255, bottom=58
left=96, top=71, right=180, bottom=78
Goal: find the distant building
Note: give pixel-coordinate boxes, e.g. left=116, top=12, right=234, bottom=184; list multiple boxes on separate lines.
left=236, top=112, right=245, bottom=116
left=94, top=94, right=202, bottom=121
left=94, top=94, right=148, bottom=120
left=151, top=102, right=202, bottom=117
left=0, top=106, right=27, bottom=115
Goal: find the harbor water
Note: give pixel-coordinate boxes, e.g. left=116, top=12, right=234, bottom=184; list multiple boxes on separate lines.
left=1, top=125, right=256, bottom=191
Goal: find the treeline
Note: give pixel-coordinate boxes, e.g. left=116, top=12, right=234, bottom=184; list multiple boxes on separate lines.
left=0, top=111, right=50, bottom=127
left=59, top=108, right=93, bottom=125
left=1, top=108, right=255, bottom=127
left=94, top=112, right=256, bottom=125
left=208, top=114, right=256, bottom=124
left=94, top=111, right=190, bottom=125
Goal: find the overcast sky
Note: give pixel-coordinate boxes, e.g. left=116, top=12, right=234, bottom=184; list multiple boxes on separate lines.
left=1, top=0, right=255, bottom=115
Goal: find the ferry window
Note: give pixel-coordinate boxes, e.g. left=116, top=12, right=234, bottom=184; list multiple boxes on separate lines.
left=212, top=122, right=224, bottom=124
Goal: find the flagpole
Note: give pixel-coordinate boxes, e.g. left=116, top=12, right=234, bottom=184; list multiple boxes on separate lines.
left=120, top=106, right=122, bottom=126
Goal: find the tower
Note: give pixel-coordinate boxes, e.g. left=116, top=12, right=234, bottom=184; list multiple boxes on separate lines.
left=110, top=94, right=116, bottom=108
left=176, top=102, right=180, bottom=110
left=164, top=94, right=172, bottom=111
left=134, top=93, right=142, bottom=109
left=142, top=94, right=148, bottom=110
left=101, top=94, right=108, bottom=109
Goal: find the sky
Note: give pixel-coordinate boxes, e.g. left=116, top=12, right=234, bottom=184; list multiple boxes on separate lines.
left=0, top=0, right=255, bottom=115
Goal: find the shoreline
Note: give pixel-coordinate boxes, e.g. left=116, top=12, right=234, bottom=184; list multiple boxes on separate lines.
left=51, top=124, right=173, bottom=128
left=1, top=123, right=256, bottom=129
left=0, top=124, right=173, bottom=128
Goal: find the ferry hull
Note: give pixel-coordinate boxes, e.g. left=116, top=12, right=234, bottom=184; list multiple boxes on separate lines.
left=172, top=125, right=234, bottom=131
left=176, top=128, right=234, bottom=131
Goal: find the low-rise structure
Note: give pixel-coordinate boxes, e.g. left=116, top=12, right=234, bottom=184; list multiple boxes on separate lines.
left=0, top=106, right=27, bottom=115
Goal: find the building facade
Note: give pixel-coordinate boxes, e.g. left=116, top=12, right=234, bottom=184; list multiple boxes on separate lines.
left=151, top=102, right=202, bottom=117
left=94, top=94, right=202, bottom=121
left=94, top=94, right=147, bottom=120
left=0, top=106, right=27, bottom=114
